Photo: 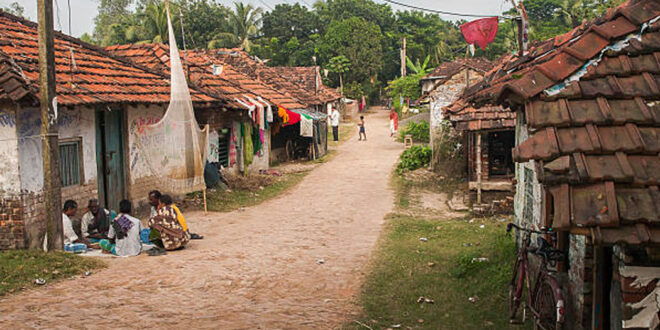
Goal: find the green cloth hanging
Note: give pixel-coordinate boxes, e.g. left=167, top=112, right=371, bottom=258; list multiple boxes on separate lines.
left=253, top=125, right=262, bottom=155
left=243, top=123, right=253, bottom=166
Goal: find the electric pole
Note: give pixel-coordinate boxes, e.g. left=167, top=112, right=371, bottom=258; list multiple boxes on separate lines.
left=400, top=36, right=407, bottom=77
left=37, top=0, right=63, bottom=251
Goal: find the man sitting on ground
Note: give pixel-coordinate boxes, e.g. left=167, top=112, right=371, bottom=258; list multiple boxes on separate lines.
left=81, top=199, right=113, bottom=241
left=148, top=190, right=203, bottom=239
left=62, top=200, right=90, bottom=250
left=99, top=200, right=142, bottom=257
left=148, top=194, right=190, bottom=254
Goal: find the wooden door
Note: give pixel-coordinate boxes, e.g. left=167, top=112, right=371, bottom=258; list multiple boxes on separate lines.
left=96, top=108, right=125, bottom=212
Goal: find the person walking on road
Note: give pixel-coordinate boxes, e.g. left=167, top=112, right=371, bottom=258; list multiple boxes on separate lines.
left=330, top=107, right=340, bottom=142
left=358, top=116, right=367, bottom=141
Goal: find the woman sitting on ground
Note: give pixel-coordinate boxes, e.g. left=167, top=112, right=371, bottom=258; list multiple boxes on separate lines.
left=148, top=194, right=190, bottom=252
left=99, top=199, right=142, bottom=257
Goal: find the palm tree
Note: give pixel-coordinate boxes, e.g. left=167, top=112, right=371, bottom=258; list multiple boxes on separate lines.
left=555, top=0, right=592, bottom=28
left=142, top=1, right=170, bottom=43
left=226, top=2, right=263, bottom=51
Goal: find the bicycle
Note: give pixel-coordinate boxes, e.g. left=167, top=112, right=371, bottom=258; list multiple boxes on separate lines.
left=507, top=223, right=566, bottom=330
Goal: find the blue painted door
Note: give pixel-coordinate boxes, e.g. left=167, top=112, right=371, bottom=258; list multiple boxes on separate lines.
left=96, top=108, right=125, bottom=212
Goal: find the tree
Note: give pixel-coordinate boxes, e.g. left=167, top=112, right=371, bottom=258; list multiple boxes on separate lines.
left=141, top=0, right=172, bottom=43
left=226, top=2, right=263, bottom=51
left=318, top=17, right=382, bottom=85
left=92, top=0, right=135, bottom=46
left=179, top=0, right=231, bottom=49
left=3, top=2, right=26, bottom=18
left=405, top=55, right=431, bottom=75
left=327, top=55, right=351, bottom=95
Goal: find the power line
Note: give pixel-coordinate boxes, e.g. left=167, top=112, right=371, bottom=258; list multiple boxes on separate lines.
left=256, top=0, right=274, bottom=11
left=381, top=0, right=503, bottom=18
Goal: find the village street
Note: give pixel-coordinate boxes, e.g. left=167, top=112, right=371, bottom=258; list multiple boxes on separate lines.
left=0, top=109, right=401, bottom=329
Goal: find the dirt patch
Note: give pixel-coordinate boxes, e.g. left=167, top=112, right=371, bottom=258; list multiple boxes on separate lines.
left=0, top=109, right=402, bottom=329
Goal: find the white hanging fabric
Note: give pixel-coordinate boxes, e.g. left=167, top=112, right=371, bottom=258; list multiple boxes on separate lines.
left=132, top=3, right=209, bottom=194
left=300, top=114, right=314, bottom=137
left=257, top=96, right=273, bottom=123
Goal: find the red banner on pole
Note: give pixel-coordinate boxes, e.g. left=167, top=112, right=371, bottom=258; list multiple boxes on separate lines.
left=460, top=17, right=499, bottom=50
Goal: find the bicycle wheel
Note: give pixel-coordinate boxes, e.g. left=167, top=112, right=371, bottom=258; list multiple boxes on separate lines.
left=533, top=279, right=562, bottom=330
left=509, top=256, right=525, bottom=322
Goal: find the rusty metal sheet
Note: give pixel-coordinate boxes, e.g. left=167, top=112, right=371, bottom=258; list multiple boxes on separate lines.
left=571, top=183, right=619, bottom=228
left=616, top=188, right=660, bottom=223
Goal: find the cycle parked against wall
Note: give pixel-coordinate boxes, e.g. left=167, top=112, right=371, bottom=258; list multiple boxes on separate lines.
left=507, top=223, right=566, bottom=330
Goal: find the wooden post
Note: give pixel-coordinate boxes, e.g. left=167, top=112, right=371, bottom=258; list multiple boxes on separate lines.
left=38, top=0, right=63, bottom=251
left=203, top=188, right=208, bottom=215
left=400, top=36, right=407, bottom=77
left=476, top=133, right=482, bottom=205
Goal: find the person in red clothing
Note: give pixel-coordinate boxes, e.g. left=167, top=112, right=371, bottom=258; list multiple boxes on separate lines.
left=389, top=110, right=398, bottom=137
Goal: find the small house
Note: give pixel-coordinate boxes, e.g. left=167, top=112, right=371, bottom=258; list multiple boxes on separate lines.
left=453, top=0, right=660, bottom=327
left=0, top=11, right=224, bottom=249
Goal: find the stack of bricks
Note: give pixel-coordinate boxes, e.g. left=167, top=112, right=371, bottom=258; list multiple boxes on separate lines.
left=0, top=196, right=25, bottom=249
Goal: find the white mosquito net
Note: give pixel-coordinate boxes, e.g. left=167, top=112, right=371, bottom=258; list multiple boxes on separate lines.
left=133, top=5, right=209, bottom=195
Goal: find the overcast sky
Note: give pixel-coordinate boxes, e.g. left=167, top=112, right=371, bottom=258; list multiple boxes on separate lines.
left=4, top=0, right=511, bottom=38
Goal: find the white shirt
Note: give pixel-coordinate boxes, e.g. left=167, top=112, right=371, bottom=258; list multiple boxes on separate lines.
left=107, top=214, right=143, bottom=257
left=330, top=110, right=340, bottom=127
left=62, top=213, right=78, bottom=245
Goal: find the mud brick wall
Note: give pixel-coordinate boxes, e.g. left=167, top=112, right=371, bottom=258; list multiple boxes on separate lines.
left=20, top=192, right=45, bottom=249
left=0, top=195, right=25, bottom=249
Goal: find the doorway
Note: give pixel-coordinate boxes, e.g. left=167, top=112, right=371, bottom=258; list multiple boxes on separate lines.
left=95, top=107, right=126, bottom=212
left=488, top=130, right=515, bottom=177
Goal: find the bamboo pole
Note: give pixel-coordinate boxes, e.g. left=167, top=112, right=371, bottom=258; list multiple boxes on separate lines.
left=203, top=187, right=208, bottom=215
left=476, top=133, right=482, bottom=205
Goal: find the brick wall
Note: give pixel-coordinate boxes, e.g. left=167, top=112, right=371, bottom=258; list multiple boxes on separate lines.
left=564, top=234, right=594, bottom=329
left=0, top=195, right=25, bottom=249
left=20, top=192, right=45, bottom=249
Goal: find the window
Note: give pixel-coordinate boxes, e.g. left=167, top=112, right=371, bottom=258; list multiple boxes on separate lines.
left=522, top=167, right=535, bottom=223
left=59, top=139, right=82, bottom=187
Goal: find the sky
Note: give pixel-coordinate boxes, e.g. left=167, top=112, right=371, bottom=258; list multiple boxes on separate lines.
left=4, top=0, right=512, bottom=38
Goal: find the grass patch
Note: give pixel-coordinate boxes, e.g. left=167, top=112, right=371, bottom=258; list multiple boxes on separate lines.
left=329, top=122, right=356, bottom=145
left=0, top=250, right=105, bottom=296
left=348, top=174, right=522, bottom=329
left=202, top=172, right=308, bottom=212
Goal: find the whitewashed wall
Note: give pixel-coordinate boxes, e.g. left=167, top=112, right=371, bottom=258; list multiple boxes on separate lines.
left=513, top=110, right=544, bottom=230
left=126, top=104, right=167, bottom=184
left=0, top=107, right=20, bottom=194
left=16, top=106, right=97, bottom=192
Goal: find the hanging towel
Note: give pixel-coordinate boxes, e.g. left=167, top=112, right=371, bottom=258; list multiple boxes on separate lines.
left=252, top=125, right=262, bottom=155
left=243, top=123, right=253, bottom=166
left=300, top=114, right=314, bottom=137
left=278, top=106, right=289, bottom=124
left=229, top=123, right=237, bottom=167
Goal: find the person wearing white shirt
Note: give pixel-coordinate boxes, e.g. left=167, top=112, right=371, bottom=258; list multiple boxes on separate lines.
left=62, top=200, right=84, bottom=246
left=99, top=200, right=143, bottom=257
left=329, top=107, right=340, bottom=142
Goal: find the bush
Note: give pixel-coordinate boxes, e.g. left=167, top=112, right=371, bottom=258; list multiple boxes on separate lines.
left=397, top=145, right=431, bottom=174
left=398, top=120, right=430, bottom=143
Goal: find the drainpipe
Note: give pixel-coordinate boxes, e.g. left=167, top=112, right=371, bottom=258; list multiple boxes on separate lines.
left=476, top=132, right=482, bottom=204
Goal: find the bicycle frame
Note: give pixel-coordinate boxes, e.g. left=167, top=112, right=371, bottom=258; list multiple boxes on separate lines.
left=512, top=230, right=565, bottom=329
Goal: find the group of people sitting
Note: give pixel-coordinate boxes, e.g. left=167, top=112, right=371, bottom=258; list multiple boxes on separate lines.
left=60, top=190, right=202, bottom=257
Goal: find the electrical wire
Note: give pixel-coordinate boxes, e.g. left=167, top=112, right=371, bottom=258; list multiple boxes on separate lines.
left=257, top=0, right=274, bottom=11
left=380, top=0, right=506, bottom=18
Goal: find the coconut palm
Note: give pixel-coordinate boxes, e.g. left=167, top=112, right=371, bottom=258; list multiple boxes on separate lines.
left=142, top=0, right=170, bottom=43
left=226, top=2, right=263, bottom=51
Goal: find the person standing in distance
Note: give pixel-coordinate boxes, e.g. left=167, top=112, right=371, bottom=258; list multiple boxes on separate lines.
left=329, top=107, right=340, bottom=142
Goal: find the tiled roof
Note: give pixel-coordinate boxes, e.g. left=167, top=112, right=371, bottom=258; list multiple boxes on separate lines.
left=422, top=57, right=494, bottom=82
left=447, top=104, right=516, bottom=131
left=470, top=0, right=660, bottom=244
left=0, top=10, right=215, bottom=106
left=269, top=66, right=341, bottom=103
left=106, top=44, right=306, bottom=110
left=208, top=49, right=331, bottom=106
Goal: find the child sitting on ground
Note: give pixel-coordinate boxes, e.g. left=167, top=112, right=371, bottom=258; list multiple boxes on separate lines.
left=358, top=116, right=367, bottom=141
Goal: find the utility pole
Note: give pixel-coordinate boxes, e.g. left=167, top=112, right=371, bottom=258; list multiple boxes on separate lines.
left=400, top=36, right=407, bottom=77
left=510, top=0, right=528, bottom=56
left=37, top=0, right=62, bottom=251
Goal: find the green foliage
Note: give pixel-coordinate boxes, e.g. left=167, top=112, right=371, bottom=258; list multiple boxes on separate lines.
left=396, top=145, right=431, bottom=174
left=386, top=72, right=424, bottom=105
left=343, top=81, right=363, bottom=99
left=327, top=55, right=351, bottom=74
left=398, top=120, right=430, bottom=143
left=2, top=2, right=25, bottom=18
left=405, top=55, right=431, bottom=75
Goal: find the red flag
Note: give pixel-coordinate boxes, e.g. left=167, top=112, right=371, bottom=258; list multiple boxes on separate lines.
left=460, top=17, right=499, bottom=50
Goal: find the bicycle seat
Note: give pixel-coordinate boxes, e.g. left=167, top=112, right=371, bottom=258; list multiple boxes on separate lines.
left=534, top=237, right=564, bottom=261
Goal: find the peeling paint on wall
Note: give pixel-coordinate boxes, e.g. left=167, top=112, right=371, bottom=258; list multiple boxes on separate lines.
left=0, top=108, right=20, bottom=194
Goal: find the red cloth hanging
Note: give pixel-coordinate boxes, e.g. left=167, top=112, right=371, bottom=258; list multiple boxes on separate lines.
left=278, top=105, right=301, bottom=126
left=460, top=17, right=499, bottom=50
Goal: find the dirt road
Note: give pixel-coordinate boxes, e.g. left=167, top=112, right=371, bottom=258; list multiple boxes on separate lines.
left=0, top=108, right=402, bottom=329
